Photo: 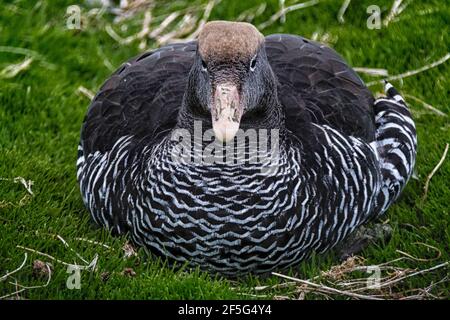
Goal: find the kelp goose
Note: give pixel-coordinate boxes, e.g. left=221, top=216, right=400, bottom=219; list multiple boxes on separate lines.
left=77, top=21, right=417, bottom=275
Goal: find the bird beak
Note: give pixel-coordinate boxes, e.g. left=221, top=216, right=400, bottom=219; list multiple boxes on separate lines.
left=211, top=83, right=243, bottom=143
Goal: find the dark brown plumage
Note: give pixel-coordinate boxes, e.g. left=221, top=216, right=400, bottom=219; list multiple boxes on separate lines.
left=82, top=27, right=374, bottom=154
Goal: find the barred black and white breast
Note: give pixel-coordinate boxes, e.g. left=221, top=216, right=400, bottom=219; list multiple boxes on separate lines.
left=77, top=21, right=417, bottom=276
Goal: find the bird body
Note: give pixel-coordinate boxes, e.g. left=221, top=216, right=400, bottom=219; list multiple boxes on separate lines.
left=77, top=22, right=417, bottom=275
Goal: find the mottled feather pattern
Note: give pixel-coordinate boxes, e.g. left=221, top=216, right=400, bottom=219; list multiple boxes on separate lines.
left=77, top=36, right=417, bottom=275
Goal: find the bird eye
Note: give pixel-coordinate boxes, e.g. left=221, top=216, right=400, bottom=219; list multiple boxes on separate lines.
left=201, top=59, right=208, bottom=71
left=250, top=55, right=257, bottom=71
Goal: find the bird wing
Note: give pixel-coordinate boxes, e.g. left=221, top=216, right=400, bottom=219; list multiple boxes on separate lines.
left=80, top=42, right=196, bottom=154
left=265, top=34, right=375, bottom=142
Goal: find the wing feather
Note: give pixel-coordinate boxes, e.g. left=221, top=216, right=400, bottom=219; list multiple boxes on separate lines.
left=265, top=34, right=375, bottom=142
left=81, top=42, right=197, bottom=154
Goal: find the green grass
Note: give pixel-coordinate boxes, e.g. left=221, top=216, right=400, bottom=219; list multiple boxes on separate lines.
left=0, top=0, right=449, bottom=299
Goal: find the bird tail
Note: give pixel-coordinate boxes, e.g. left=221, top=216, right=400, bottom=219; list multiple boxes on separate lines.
left=370, top=82, right=417, bottom=217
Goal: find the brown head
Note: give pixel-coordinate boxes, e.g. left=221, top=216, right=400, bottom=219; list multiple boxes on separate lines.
left=198, top=21, right=264, bottom=63
left=187, top=21, right=277, bottom=142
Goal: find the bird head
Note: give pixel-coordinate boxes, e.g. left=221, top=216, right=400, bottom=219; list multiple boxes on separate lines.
left=191, top=21, right=277, bottom=142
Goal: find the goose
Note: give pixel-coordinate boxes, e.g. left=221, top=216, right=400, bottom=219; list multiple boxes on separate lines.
left=77, top=21, right=417, bottom=276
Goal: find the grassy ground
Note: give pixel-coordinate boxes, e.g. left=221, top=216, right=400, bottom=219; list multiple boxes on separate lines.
left=0, top=0, right=449, bottom=299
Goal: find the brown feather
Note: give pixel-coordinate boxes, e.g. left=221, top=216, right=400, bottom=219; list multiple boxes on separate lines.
left=198, top=21, right=264, bottom=62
